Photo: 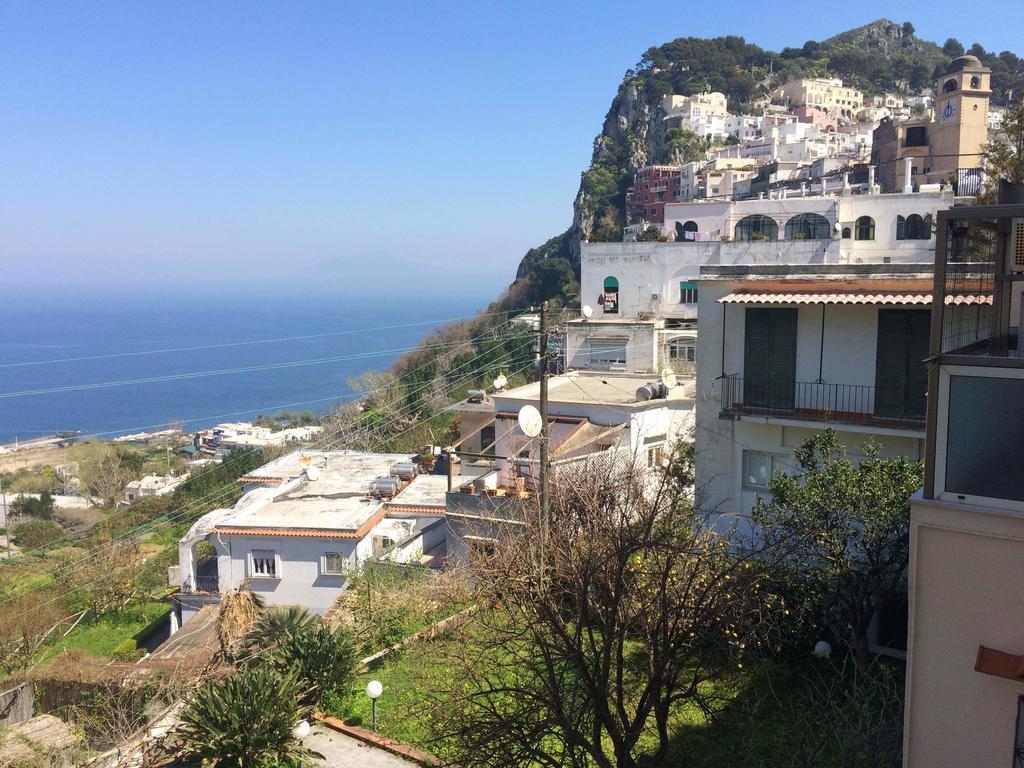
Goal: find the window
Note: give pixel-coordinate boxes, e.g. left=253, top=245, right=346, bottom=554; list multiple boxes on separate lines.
left=669, top=339, right=696, bottom=364
left=742, top=451, right=789, bottom=490
left=602, top=276, right=619, bottom=313
left=855, top=215, right=875, bottom=241
left=323, top=552, right=348, bottom=575
left=679, top=281, right=698, bottom=304
left=841, top=226, right=852, bottom=239
left=970, top=75, right=981, bottom=89
left=942, top=78, right=957, bottom=93
left=250, top=550, right=278, bottom=579
left=784, top=213, right=831, bottom=240
left=647, top=445, right=665, bottom=468
left=735, top=214, right=779, bottom=241
left=897, top=213, right=931, bottom=240
left=904, top=125, right=928, bottom=147
left=587, top=339, right=627, bottom=369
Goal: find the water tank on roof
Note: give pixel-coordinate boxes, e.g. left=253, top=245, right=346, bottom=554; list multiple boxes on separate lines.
left=635, top=382, right=669, bottom=402
left=390, top=462, right=418, bottom=481
left=467, top=389, right=487, bottom=403
left=369, top=477, right=401, bottom=498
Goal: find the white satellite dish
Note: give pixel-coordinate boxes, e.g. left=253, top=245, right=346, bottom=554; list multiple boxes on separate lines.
left=582, top=305, right=594, bottom=318
left=305, top=465, right=321, bottom=482
left=517, top=404, right=543, bottom=438
left=661, top=368, right=678, bottom=389
left=493, top=373, right=508, bottom=391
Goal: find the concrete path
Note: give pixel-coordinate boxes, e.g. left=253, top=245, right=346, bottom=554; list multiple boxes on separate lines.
left=305, top=724, right=421, bottom=767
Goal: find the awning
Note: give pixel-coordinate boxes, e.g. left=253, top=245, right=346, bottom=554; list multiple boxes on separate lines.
left=717, top=290, right=991, bottom=306
left=553, top=422, right=627, bottom=459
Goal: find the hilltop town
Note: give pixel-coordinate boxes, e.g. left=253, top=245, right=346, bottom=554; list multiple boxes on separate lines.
left=2, top=20, right=1024, bottom=768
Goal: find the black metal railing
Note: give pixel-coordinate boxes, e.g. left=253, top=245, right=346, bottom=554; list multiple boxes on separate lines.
left=720, top=375, right=925, bottom=428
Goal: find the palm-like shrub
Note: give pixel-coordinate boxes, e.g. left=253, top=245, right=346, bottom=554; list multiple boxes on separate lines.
left=177, top=665, right=308, bottom=767
left=243, top=608, right=358, bottom=707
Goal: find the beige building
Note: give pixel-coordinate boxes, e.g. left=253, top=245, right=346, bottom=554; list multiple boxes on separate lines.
left=775, top=77, right=863, bottom=120
left=903, top=201, right=1024, bottom=766
left=661, top=91, right=729, bottom=118
left=872, top=56, right=992, bottom=193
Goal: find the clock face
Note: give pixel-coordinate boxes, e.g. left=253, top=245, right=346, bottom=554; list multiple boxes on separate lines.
left=941, top=98, right=957, bottom=123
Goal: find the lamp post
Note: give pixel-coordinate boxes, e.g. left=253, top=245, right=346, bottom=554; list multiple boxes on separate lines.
left=813, top=640, right=832, bottom=658
left=366, top=680, right=383, bottom=730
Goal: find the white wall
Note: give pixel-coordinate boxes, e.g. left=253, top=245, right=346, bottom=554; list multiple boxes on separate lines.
left=564, top=322, right=657, bottom=373
left=215, top=534, right=364, bottom=615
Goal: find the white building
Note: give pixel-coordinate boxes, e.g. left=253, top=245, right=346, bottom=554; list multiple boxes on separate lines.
left=123, top=474, right=184, bottom=504
left=195, top=421, right=322, bottom=455
left=445, top=372, right=696, bottom=564
left=173, top=450, right=447, bottom=627
left=693, top=263, right=940, bottom=534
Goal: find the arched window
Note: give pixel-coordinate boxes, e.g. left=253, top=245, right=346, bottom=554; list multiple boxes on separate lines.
left=898, top=214, right=931, bottom=240
left=943, top=78, right=957, bottom=93
left=842, top=227, right=852, bottom=239
left=855, top=215, right=875, bottom=241
left=674, top=220, right=698, bottom=242
left=970, top=75, right=981, bottom=89
left=784, top=213, right=831, bottom=240
left=602, top=276, right=619, bottom=314
left=735, top=215, right=778, bottom=241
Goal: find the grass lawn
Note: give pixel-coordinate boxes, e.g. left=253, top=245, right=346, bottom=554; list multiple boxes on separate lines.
left=36, top=600, right=170, bottom=663
left=330, top=631, right=896, bottom=767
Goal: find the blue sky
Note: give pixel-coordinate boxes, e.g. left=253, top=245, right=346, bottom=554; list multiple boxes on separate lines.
left=2, top=1, right=1022, bottom=300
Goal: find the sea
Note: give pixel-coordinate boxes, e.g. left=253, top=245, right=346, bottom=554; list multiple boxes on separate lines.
left=0, top=290, right=493, bottom=445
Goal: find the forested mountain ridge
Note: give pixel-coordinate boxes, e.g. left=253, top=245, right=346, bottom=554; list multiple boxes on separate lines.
left=509, top=19, right=1024, bottom=312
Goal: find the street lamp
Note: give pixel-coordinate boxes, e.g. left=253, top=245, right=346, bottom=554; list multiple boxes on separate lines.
left=813, top=640, right=832, bottom=658
left=291, top=720, right=311, bottom=740
left=366, top=680, right=383, bottom=730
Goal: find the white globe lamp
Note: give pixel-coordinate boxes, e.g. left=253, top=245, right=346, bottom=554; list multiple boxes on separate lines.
left=366, top=680, right=383, bottom=730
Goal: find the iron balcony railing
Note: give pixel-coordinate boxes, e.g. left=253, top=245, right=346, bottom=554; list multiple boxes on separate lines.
left=719, top=374, right=926, bottom=429
left=181, top=575, right=219, bottom=593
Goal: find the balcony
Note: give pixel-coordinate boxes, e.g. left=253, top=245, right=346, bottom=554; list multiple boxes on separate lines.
left=181, top=556, right=219, bottom=593
left=719, top=374, right=926, bottom=430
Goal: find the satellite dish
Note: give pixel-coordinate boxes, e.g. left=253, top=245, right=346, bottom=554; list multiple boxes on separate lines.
left=582, top=305, right=594, bottom=318
left=517, top=404, right=543, bottom=438
left=305, top=465, right=321, bottom=482
left=661, top=368, right=678, bottom=389
left=493, top=373, right=508, bottom=391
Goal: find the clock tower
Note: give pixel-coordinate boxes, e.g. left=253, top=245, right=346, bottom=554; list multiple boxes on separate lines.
left=928, top=55, right=992, bottom=185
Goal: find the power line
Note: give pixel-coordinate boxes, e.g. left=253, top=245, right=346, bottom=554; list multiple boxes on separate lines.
left=0, top=352, right=539, bottom=625
left=0, top=338, right=535, bottom=609
left=0, top=337, right=502, bottom=400
left=0, top=310, right=511, bottom=369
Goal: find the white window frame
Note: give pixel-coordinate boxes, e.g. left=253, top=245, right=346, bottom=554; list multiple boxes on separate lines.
left=322, top=551, right=348, bottom=576
left=742, top=450, right=789, bottom=491
left=249, top=549, right=279, bottom=580
left=669, top=339, right=697, bottom=364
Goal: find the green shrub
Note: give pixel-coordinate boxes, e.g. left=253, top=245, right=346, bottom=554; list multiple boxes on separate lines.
left=177, top=666, right=309, bottom=768
left=110, top=638, right=144, bottom=661
left=13, top=519, right=64, bottom=549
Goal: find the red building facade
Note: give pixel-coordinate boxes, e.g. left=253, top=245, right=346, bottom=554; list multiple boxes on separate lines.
left=625, top=165, right=683, bottom=225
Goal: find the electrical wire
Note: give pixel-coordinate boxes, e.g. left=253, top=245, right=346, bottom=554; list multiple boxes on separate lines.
left=0, top=310, right=513, bottom=369
left=0, top=338, right=536, bottom=610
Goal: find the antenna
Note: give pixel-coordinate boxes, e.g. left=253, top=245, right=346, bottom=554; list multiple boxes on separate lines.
left=517, top=405, right=543, bottom=438
left=582, top=305, right=594, bottom=318
left=661, top=368, right=678, bottom=389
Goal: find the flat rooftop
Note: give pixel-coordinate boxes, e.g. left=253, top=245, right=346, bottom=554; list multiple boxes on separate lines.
left=495, top=372, right=693, bottom=409
left=240, top=449, right=413, bottom=484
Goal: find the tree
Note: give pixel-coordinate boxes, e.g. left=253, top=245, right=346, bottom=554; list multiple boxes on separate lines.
left=11, top=491, right=54, bottom=519
left=176, top=666, right=309, bottom=768
left=635, top=225, right=668, bottom=242
left=753, top=429, right=922, bottom=674
left=12, top=519, right=63, bottom=550
left=426, top=444, right=777, bottom=767
left=78, top=443, right=144, bottom=506
left=664, top=127, right=708, bottom=164
left=942, top=37, right=965, bottom=59
left=901, top=22, right=915, bottom=39
left=982, top=96, right=1024, bottom=185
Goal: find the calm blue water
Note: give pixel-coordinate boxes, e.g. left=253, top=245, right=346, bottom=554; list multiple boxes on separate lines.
left=0, top=291, right=490, bottom=444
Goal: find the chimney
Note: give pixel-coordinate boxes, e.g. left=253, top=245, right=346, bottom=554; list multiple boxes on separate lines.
left=903, top=157, right=913, bottom=194
left=868, top=165, right=876, bottom=193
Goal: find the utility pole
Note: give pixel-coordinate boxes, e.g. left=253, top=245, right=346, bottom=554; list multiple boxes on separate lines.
left=538, top=302, right=550, bottom=579
left=1, top=476, right=9, bottom=560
